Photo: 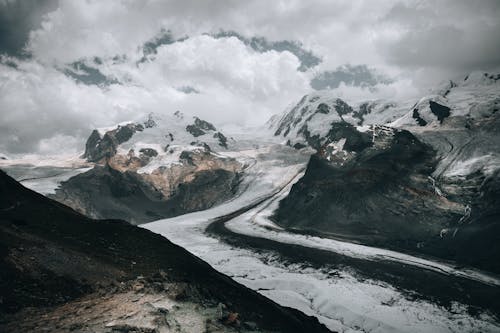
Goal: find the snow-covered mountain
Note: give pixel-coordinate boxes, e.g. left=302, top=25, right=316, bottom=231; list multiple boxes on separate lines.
left=50, top=112, right=242, bottom=224
left=271, top=71, right=500, bottom=150
left=83, top=111, right=231, bottom=163
left=270, top=71, right=500, bottom=274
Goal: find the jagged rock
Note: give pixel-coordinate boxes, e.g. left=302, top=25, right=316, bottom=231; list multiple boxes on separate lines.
left=213, top=132, right=228, bottom=149
left=429, top=101, right=451, bottom=123
left=186, top=117, right=217, bottom=138
left=412, top=108, right=428, bottom=126
left=186, top=124, right=206, bottom=137
left=83, top=124, right=143, bottom=162
left=194, top=117, right=216, bottom=131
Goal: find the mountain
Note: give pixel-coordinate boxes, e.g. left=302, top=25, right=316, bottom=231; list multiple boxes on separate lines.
left=49, top=112, right=241, bottom=224
left=270, top=72, right=500, bottom=273
left=0, top=170, right=329, bottom=333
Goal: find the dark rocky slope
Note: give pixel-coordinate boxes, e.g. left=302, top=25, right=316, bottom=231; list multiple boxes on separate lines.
left=273, top=125, right=500, bottom=274
left=0, top=170, right=329, bottom=333
left=50, top=162, right=240, bottom=224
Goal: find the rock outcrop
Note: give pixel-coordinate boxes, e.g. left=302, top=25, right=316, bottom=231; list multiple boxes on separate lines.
left=83, top=123, right=144, bottom=162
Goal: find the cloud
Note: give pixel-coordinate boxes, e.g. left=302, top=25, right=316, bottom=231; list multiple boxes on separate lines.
left=0, top=34, right=309, bottom=154
left=310, top=64, right=392, bottom=90
left=211, top=31, right=321, bottom=71
left=378, top=1, right=500, bottom=72
left=0, top=0, right=58, bottom=57
left=1, top=0, right=500, bottom=154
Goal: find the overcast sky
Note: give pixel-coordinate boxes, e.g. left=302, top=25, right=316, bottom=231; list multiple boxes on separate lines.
left=1, top=0, right=499, bottom=155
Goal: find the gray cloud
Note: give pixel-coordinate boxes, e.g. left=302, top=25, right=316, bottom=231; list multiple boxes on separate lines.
left=0, top=0, right=57, bottom=57
left=310, top=64, right=392, bottom=90
left=380, top=0, right=500, bottom=72
left=212, top=30, right=321, bottom=71
left=1, top=0, right=500, bottom=155
left=63, top=59, right=119, bottom=86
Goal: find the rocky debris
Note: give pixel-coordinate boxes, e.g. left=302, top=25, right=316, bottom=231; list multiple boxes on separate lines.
left=0, top=170, right=330, bottom=333
left=273, top=127, right=471, bottom=265
left=83, top=123, right=144, bottom=162
left=292, top=142, right=307, bottom=150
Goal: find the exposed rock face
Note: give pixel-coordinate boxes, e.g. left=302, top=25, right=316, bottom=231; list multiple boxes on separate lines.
left=214, top=131, right=228, bottom=148
left=429, top=101, right=451, bottom=123
left=186, top=124, right=206, bottom=137
left=51, top=148, right=242, bottom=224
left=186, top=117, right=218, bottom=138
left=83, top=123, right=144, bottom=162
left=194, top=116, right=216, bottom=131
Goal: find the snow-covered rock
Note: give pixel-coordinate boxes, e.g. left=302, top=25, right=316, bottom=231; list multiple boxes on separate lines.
left=83, top=111, right=231, bottom=163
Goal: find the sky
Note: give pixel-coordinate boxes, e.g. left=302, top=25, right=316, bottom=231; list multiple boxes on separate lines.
left=1, top=0, right=499, bottom=155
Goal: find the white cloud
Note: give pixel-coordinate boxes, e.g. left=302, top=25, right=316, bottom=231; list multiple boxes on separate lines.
left=1, top=0, right=499, bottom=154
left=0, top=33, right=309, bottom=153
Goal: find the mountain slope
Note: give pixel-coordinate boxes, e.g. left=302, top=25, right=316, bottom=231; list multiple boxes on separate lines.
left=0, top=169, right=329, bottom=332
left=270, top=72, right=500, bottom=273
left=50, top=112, right=242, bottom=224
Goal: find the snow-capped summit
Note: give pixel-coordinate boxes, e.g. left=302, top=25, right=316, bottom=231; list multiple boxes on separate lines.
left=271, top=72, right=500, bottom=150
left=270, top=92, right=408, bottom=149
left=83, top=111, right=230, bottom=164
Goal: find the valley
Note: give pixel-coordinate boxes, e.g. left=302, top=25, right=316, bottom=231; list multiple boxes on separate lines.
left=2, top=71, right=500, bottom=332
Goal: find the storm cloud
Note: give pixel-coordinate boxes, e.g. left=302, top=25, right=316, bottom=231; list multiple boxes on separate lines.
left=0, top=0, right=499, bottom=155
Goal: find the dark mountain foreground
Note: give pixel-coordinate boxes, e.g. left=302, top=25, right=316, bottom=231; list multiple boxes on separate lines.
left=0, top=170, right=329, bottom=333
